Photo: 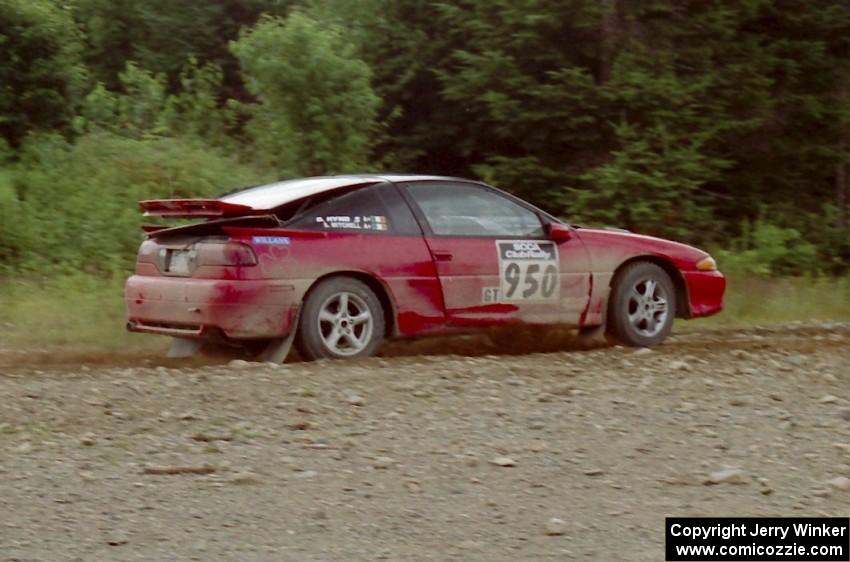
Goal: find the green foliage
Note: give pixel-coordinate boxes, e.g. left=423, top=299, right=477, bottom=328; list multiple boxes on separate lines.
left=0, top=168, right=21, bottom=270
left=0, top=274, right=164, bottom=350
left=695, top=275, right=850, bottom=328
left=716, top=219, right=819, bottom=277
left=573, top=122, right=725, bottom=240
left=230, top=11, right=380, bottom=176
left=0, top=0, right=87, bottom=147
left=163, top=58, right=237, bottom=147
left=76, top=63, right=169, bottom=138
left=2, top=133, right=267, bottom=273
left=76, top=60, right=235, bottom=147
left=70, top=0, right=299, bottom=96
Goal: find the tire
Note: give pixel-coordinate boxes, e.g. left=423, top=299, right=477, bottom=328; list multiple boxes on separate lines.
left=295, top=277, right=385, bottom=360
left=607, top=262, right=676, bottom=347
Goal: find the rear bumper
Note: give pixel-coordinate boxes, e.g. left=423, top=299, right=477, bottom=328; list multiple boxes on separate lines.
left=125, top=275, right=298, bottom=340
left=683, top=270, right=726, bottom=318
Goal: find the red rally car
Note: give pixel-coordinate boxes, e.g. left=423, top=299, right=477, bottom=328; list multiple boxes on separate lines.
left=125, top=175, right=725, bottom=361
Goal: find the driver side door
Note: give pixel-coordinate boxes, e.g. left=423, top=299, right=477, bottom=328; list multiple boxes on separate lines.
left=399, top=181, right=591, bottom=328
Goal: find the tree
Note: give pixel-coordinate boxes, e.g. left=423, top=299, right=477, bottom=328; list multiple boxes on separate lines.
left=76, top=59, right=235, bottom=148
left=0, top=0, right=86, bottom=147
left=70, top=0, right=299, bottom=100
left=230, top=11, right=380, bottom=176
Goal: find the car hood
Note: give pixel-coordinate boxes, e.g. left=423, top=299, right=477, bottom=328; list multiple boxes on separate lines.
left=573, top=227, right=711, bottom=271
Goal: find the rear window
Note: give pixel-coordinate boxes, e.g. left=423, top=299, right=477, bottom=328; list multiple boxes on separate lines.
left=220, top=177, right=376, bottom=209
left=287, top=183, right=421, bottom=235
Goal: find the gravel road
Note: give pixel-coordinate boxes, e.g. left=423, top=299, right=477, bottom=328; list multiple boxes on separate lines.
left=2, top=323, right=849, bottom=561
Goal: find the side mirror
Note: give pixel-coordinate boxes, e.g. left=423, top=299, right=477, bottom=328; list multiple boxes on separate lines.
left=548, top=222, right=572, bottom=243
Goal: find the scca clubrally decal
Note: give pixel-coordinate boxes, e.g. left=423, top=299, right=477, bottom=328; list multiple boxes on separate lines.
left=494, top=240, right=560, bottom=302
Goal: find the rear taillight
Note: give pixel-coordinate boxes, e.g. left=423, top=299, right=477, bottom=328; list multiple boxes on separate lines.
left=136, top=239, right=158, bottom=264
left=198, top=242, right=257, bottom=267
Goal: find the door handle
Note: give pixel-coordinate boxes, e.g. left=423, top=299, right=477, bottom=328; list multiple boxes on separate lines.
left=433, top=251, right=453, bottom=262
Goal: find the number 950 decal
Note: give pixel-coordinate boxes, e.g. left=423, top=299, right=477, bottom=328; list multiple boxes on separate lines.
left=493, top=241, right=560, bottom=302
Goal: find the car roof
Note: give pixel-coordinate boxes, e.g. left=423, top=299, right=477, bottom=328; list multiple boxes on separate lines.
left=219, top=174, right=473, bottom=210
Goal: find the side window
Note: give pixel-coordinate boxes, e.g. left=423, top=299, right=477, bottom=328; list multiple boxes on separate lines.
left=403, top=182, right=544, bottom=237
left=288, top=183, right=421, bottom=235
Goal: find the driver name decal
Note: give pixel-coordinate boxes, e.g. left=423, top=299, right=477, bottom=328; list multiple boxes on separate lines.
left=496, top=241, right=560, bottom=302
left=316, top=215, right=388, bottom=231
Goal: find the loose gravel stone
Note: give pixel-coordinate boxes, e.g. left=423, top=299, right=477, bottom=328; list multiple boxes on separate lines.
left=229, top=471, right=262, bottom=485
left=704, top=468, right=748, bottom=485
left=827, top=476, right=850, bottom=492
left=372, top=456, right=395, bottom=469
left=544, top=518, right=568, bottom=536
left=346, top=395, right=365, bottom=406
left=490, top=457, right=516, bottom=467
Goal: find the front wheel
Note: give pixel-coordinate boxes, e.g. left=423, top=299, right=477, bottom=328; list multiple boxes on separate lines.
left=607, top=262, right=676, bottom=347
left=296, top=277, right=385, bottom=360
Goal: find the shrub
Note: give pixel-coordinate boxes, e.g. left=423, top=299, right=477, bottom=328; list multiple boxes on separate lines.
left=3, top=132, right=268, bottom=273
left=715, top=219, right=819, bottom=276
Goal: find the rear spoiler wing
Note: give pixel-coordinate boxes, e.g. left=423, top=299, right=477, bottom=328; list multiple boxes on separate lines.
left=139, top=199, right=254, bottom=218
left=143, top=215, right=280, bottom=239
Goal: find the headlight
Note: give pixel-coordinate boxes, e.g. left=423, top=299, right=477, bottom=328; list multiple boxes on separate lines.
left=696, top=256, right=717, bottom=271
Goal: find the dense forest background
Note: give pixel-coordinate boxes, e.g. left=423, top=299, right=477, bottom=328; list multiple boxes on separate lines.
left=1, top=0, right=849, bottom=277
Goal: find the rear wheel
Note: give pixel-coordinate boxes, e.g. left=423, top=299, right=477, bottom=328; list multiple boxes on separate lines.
left=296, top=277, right=385, bottom=360
left=607, top=262, right=676, bottom=347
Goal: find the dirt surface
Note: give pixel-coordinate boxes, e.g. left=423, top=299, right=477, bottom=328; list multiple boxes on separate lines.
left=1, top=323, right=849, bottom=561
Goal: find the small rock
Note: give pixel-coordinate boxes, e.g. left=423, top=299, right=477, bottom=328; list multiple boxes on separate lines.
left=528, top=418, right=546, bottom=430
left=827, top=476, right=850, bottom=492
left=669, top=360, right=690, bottom=372
left=296, top=470, right=318, bottom=479
left=228, top=359, right=253, bottom=369
left=405, top=480, right=422, bottom=493
left=551, top=384, right=574, bottom=396
left=676, top=402, right=696, bottom=413
left=660, top=477, right=692, bottom=486
left=820, top=395, right=839, bottom=404
left=346, top=395, right=365, bottom=407
left=704, top=468, right=748, bottom=485
left=80, top=433, right=96, bottom=447
left=490, top=456, right=516, bottom=467
left=15, top=442, right=32, bottom=454
left=372, top=456, right=395, bottom=469
left=544, top=518, right=567, bottom=536
left=757, top=477, right=773, bottom=495
left=229, top=471, right=262, bottom=485
left=633, top=347, right=653, bottom=356
left=583, top=468, right=604, bottom=476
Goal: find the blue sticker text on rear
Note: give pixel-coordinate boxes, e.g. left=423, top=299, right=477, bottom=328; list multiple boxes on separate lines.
left=252, top=236, right=291, bottom=245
